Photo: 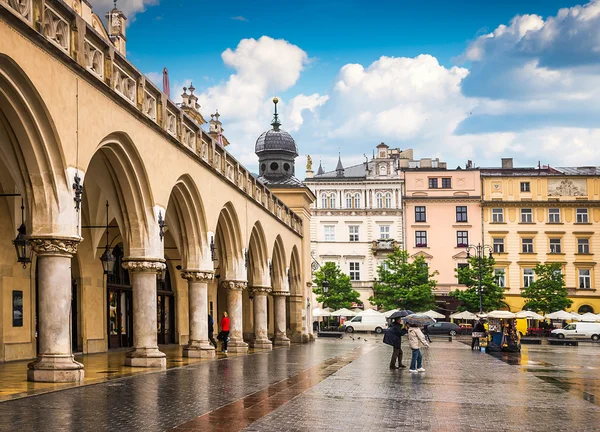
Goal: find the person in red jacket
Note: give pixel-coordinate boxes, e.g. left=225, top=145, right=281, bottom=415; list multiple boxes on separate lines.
left=220, top=311, right=230, bottom=353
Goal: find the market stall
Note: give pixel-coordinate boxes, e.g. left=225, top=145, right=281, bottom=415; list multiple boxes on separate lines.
left=486, top=311, right=521, bottom=352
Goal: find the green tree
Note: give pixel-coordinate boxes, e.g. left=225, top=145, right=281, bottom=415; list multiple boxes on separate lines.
left=313, top=262, right=360, bottom=310
left=521, top=263, right=572, bottom=314
left=450, top=256, right=505, bottom=312
left=368, top=248, right=437, bottom=311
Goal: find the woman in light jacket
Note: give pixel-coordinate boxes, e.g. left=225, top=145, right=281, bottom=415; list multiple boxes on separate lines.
left=406, top=323, right=429, bottom=373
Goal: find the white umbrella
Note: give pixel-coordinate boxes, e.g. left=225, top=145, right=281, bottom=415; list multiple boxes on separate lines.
left=487, top=310, right=516, bottom=319
left=357, top=308, right=383, bottom=316
left=450, top=311, right=477, bottom=320
left=515, top=311, right=545, bottom=320
left=422, top=310, right=445, bottom=319
left=312, top=308, right=331, bottom=317
left=331, top=308, right=357, bottom=317
left=578, top=312, right=600, bottom=322
left=570, top=312, right=582, bottom=320
left=545, top=310, right=575, bottom=320
left=383, top=309, right=399, bottom=318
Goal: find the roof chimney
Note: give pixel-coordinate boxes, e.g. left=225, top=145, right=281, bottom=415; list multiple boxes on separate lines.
left=501, top=158, right=513, bottom=169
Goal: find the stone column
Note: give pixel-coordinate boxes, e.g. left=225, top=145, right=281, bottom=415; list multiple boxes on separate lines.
left=249, top=286, right=272, bottom=350
left=181, top=270, right=215, bottom=358
left=27, top=237, right=84, bottom=383
left=272, top=291, right=291, bottom=346
left=220, top=280, right=248, bottom=353
left=122, top=259, right=167, bottom=368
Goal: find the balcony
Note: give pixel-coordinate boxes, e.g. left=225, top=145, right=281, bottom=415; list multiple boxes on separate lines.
left=372, top=239, right=398, bottom=254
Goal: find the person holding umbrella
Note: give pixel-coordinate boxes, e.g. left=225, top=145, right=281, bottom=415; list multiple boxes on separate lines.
left=384, top=316, right=408, bottom=369
left=402, top=313, right=433, bottom=373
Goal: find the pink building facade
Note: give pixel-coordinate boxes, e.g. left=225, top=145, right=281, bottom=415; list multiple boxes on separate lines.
left=403, top=169, right=482, bottom=296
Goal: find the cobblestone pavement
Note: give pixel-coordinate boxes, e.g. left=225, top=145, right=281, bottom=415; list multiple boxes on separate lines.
left=245, top=341, right=600, bottom=432
left=1, top=339, right=599, bottom=431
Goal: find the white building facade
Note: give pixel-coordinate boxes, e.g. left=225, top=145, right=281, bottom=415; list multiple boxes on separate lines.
left=305, top=144, right=446, bottom=308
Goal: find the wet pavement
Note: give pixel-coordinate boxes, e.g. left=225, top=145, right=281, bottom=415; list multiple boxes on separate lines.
left=0, top=339, right=598, bottom=431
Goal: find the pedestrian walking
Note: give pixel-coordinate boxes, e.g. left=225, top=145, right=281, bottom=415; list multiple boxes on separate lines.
left=219, top=311, right=230, bottom=353
left=406, top=323, right=429, bottom=373
left=383, top=317, right=408, bottom=369
left=208, top=314, right=217, bottom=347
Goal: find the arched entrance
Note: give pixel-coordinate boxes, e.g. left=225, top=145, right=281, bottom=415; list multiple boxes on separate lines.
left=157, top=265, right=175, bottom=344
left=578, top=305, right=595, bottom=314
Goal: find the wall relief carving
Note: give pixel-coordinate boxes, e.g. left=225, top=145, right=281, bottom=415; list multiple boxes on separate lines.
left=548, top=179, right=586, bottom=197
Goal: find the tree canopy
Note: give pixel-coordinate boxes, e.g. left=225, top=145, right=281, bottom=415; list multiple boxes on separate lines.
left=521, top=262, right=572, bottom=314
left=312, top=262, right=361, bottom=310
left=368, top=248, right=437, bottom=311
left=450, top=256, right=505, bottom=312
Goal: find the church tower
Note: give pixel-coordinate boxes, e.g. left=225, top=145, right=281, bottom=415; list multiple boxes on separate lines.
left=105, top=1, right=127, bottom=56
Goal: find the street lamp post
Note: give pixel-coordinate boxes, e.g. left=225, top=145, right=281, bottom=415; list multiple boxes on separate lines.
left=465, top=243, right=494, bottom=314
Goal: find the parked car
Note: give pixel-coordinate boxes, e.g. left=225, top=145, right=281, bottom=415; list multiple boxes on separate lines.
left=426, top=322, right=462, bottom=336
left=341, top=315, right=387, bottom=334
left=551, top=323, right=600, bottom=340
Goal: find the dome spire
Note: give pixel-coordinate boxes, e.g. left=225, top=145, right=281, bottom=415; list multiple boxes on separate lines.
left=271, top=97, right=281, bottom=131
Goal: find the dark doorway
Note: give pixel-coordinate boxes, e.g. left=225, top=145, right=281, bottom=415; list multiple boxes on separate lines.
left=107, top=245, right=133, bottom=349
left=71, top=278, right=78, bottom=352
left=157, top=265, right=175, bottom=344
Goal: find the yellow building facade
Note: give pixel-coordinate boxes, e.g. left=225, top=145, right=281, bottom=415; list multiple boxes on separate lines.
left=482, top=160, right=600, bottom=314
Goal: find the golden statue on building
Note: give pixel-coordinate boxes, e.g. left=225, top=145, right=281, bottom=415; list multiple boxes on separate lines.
left=306, top=155, right=313, bottom=171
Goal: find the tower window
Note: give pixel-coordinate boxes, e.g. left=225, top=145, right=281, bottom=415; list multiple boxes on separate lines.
left=270, top=162, right=279, bottom=171
left=283, top=163, right=290, bottom=171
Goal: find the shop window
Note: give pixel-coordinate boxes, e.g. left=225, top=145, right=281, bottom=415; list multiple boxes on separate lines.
left=12, top=291, right=23, bottom=327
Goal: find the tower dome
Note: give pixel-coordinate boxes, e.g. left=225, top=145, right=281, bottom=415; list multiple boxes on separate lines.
left=255, top=98, right=299, bottom=181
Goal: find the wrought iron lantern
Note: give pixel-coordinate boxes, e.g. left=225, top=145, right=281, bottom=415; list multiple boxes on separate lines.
left=12, top=199, right=31, bottom=268
left=99, top=201, right=115, bottom=274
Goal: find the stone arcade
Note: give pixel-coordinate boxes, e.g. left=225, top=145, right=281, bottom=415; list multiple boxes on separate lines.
left=0, top=0, right=314, bottom=382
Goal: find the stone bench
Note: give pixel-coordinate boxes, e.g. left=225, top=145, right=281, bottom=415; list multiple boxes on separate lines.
left=317, top=331, right=344, bottom=339
left=548, top=339, right=578, bottom=346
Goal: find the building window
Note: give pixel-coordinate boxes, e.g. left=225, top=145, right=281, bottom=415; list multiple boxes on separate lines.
left=324, top=225, right=335, bottom=242
left=548, top=208, right=560, bottom=223
left=578, top=238, right=590, bottom=254
left=349, top=225, right=359, bottom=242
left=380, top=225, right=391, bottom=239
left=491, top=208, right=504, bottom=223
left=329, top=193, right=336, bottom=209
left=346, top=194, right=353, bottom=209
left=495, top=269, right=505, bottom=287
left=520, top=182, right=530, bottom=192
left=493, top=238, right=504, bottom=253
left=376, top=193, right=383, bottom=208
left=549, top=238, right=562, bottom=254
left=576, top=208, right=589, bottom=223
left=379, top=164, right=387, bottom=176
left=428, top=178, right=438, bottom=189
left=442, top=178, right=452, bottom=188
left=415, top=231, right=427, bottom=247
left=415, top=206, right=426, bottom=222
left=321, top=194, right=328, bottom=209
left=385, top=193, right=392, bottom=209
left=354, top=193, right=361, bottom=209
left=522, top=238, right=534, bottom=253
left=579, top=269, right=591, bottom=289
left=456, top=206, right=468, bottom=222
left=457, top=263, right=469, bottom=284
left=523, top=268, right=534, bottom=287
left=349, top=262, right=360, bottom=281
left=521, top=208, right=533, bottom=223
left=457, top=231, right=469, bottom=248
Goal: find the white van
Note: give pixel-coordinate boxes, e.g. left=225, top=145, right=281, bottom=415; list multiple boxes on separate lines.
left=342, top=315, right=387, bottom=334
left=551, top=322, right=600, bottom=340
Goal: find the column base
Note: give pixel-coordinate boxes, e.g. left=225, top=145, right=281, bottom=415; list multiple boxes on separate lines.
left=274, top=336, right=291, bottom=347
left=183, top=343, right=216, bottom=358
left=250, top=339, right=273, bottom=350
left=125, top=347, right=167, bottom=368
left=228, top=339, right=249, bottom=353
left=27, top=354, right=84, bottom=383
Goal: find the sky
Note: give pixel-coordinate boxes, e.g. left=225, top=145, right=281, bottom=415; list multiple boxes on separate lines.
left=90, top=0, right=600, bottom=173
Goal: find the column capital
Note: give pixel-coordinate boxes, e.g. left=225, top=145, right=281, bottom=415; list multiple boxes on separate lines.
left=122, top=258, right=166, bottom=273
left=181, top=270, right=214, bottom=283
left=271, top=290, right=291, bottom=297
left=249, top=285, right=272, bottom=295
left=29, top=236, right=82, bottom=257
left=220, top=280, right=248, bottom=291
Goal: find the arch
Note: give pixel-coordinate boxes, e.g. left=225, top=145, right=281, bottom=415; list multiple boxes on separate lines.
left=0, top=54, right=71, bottom=234
left=215, top=202, right=244, bottom=280
left=271, top=235, right=287, bottom=291
left=84, top=132, right=156, bottom=256
left=166, top=174, right=209, bottom=269
left=354, top=193, right=361, bottom=209
left=578, top=304, right=595, bottom=314
left=289, top=245, right=301, bottom=296
left=247, top=221, right=269, bottom=287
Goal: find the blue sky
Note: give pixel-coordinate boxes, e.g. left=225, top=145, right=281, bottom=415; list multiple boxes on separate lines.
left=92, top=0, right=600, bottom=172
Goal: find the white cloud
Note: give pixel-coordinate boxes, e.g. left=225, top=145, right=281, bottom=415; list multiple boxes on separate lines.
left=287, top=94, right=329, bottom=132
left=88, top=0, right=159, bottom=21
